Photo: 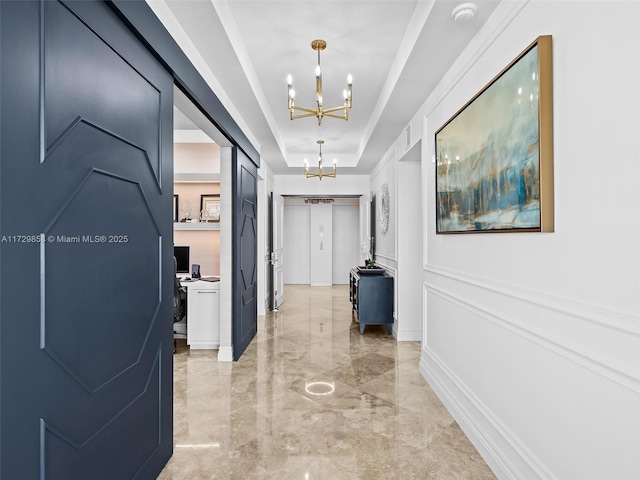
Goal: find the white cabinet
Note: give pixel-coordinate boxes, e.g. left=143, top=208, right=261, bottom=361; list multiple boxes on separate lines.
left=184, top=280, right=220, bottom=349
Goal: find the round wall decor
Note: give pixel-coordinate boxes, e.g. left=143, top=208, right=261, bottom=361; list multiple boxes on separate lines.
left=379, top=182, right=390, bottom=234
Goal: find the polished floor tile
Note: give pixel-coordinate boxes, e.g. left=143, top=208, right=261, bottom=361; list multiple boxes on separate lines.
left=158, top=285, right=496, bottom=479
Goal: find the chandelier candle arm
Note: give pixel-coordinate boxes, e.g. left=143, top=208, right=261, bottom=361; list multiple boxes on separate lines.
left=287, top=74, right=295, bottom=110
left=315, top=44, right=322, bottom=110
left=287, top=39, right=352, bottom=125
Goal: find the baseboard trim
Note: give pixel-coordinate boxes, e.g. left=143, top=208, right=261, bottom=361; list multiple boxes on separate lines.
left=395, top=329, right=421, bottom=341
left=189, top=342, right=219, bottom=350
left=217, top=346, right=233, bottom=362
left=419, top=349, right=557, bottom=480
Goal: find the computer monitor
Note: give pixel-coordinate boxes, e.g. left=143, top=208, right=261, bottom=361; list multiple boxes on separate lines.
left=173, top=246, right=190, bottom=273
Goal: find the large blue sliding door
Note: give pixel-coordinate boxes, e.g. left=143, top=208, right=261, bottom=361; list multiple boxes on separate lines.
left=232, top=148, right=258, bottom=361
left=0, top=1, right=174, bottom=478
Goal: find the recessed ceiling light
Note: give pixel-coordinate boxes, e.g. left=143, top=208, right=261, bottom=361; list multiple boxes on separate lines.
left=452, top=2, right=477, bottom=23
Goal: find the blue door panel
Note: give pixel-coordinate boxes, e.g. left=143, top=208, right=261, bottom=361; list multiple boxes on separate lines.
left=233, top=149, right=258, bottom=361
left=0, top=1, right=173, bottom=478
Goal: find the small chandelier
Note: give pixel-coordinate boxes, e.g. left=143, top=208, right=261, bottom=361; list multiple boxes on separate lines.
left=287, top=39, right=352, bottom=126
left=304, top=140, right=336, bottom=180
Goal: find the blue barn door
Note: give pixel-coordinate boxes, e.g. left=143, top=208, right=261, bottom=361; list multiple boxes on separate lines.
left=0, top=1, right=174, bottom=478
left=233, top=148, right=258, bottom=360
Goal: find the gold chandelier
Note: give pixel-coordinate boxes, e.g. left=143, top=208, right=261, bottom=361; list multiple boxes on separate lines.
left=287, top=39, right=352, bottom=126
left=304, top=140, right=336, bottom=180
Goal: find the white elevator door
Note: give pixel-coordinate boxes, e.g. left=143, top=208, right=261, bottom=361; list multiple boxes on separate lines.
left=283, top=199, right=360, bottom=286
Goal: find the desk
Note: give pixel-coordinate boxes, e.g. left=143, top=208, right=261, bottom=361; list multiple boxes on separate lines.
left=179, top=279, right=220, bottom=349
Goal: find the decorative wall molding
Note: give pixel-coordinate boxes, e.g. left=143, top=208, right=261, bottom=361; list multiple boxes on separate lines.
left=374, top=244, right=396, bottom=263
left=426, top=264, right=640, bottom=335
left=370, top=146, right=396, bottom=262
left=419, top=350, right=556, bottom=480
left=415, top=1, right=640, bottom=478
left=374, top=252, right=396, bottom=263
left=424, top=264, right=640, bottom=393
left=373, top=262, right=395, bottom=276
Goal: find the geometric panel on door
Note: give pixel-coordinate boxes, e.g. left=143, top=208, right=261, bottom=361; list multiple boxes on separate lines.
left=44, top=118, right=161, bottom=194
left=44, top=0, right=161, bottom=186
left=40, top=350, right=162, bottom=479
left=240, top=210, right=256, bottom=292
left=41, top=169, right=161, bottom=393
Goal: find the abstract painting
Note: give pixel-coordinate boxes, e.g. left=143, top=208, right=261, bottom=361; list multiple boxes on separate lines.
left=435, top=36, right=554, bottom=234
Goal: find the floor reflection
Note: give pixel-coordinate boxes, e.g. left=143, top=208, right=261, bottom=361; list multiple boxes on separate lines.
left=158, top=285, right=495, bottom=479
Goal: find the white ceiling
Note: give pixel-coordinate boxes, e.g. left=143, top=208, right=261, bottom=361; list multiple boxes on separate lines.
left=150, top=0, right=501, bottom=175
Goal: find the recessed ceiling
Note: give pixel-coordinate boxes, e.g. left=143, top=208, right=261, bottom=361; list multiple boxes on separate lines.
left=150, top=0, right=501, bottom=174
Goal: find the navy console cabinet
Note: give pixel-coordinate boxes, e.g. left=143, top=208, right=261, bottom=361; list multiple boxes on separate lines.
left=349, top=268, right=394, bottom=334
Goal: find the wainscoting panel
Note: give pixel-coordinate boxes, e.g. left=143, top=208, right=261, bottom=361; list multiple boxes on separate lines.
left=420, top=266, right=640, bottom=480
left=425, top=265, right=640, bottom=390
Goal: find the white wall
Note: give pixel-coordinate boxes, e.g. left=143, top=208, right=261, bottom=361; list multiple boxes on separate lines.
left=174, top=142, right=220, bottom=174
left=397, top=1, right=640, bottom=478
left=217, top=146, right=233, bottom=362
left=370, top=135, right=423, bottom=342
left=257, top=163, right=273, bottom=315
left=274, top=174, right=370, bottom=197
left=370, top=153, right=397, bottom=271
left=396, top=143, right=422, bottom=341
left=369, top=148, right=398, bottom=334
left=173, top=229, right=220, bottom=276
left=332, top=203, right=360, bottom=284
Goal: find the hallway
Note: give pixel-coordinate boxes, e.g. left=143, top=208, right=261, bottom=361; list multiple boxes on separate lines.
left=159, top=285, right=495, bottom=479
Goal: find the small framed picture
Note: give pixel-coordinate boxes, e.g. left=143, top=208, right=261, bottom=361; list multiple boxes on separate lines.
left=173, top=195, right=179, bottom=222
left=200, top=194, right=220, bottom=222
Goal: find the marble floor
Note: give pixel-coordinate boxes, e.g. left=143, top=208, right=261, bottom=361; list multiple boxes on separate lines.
left=158, top=285, right=496, bottom=479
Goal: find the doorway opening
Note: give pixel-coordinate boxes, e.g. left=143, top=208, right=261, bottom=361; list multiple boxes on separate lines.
left=172, top=87, right=231, bottom=358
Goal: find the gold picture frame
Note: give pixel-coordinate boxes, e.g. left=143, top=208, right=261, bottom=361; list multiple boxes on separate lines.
left=200, top=194, right=220, bottom=222
left=435, top=35, right=554, bottom=234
